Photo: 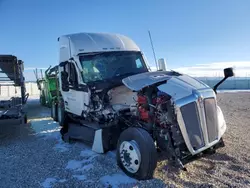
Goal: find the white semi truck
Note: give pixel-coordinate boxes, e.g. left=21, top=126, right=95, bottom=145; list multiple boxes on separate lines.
left=52, top=32, right=233, bottom=180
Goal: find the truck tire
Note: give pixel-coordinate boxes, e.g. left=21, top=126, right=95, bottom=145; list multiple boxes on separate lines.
left=58, top=98, right=70, bottom=142
left=51, top=102, right=58, bottom=121
left=116, top=127, right=157, bottom=180
left=22, top=113, right=27, bottom=124
left=40, top=93, right=46, bottom=106
left=57, top=99, right=68, bottom=127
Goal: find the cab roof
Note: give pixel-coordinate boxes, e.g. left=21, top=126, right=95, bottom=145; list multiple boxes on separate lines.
left=58, top=32, right=141, bottom=56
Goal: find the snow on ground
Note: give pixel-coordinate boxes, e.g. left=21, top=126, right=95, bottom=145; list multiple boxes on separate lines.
left=30, top=118, right=61, bottom=139
left=30, top=117, right=72, bottom=154
left=66, top=159, right=89, bottom=170
left=29, top=118, right=100, bottom=187
left=29, top=110, right=139, bottom=188
left=53, top=140, right=70, bottom=153
left=41, top=178, right=58, bottom=188
left=41, top=177, right=67, bottom=188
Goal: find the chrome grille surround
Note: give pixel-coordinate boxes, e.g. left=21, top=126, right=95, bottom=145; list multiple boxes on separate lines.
left=174, top=88, right=220, bottom=155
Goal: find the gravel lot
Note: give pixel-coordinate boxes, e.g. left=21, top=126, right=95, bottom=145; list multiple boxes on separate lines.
left=0, top=92, right=250, bottom=188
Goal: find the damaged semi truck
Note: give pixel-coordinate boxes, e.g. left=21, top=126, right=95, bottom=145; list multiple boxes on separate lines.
left=54, top=32, right=234, bottom=180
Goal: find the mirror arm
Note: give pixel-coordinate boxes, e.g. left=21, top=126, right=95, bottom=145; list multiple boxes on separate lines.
left=70, top=57, right=83, bottom=72
left=59, top=61, right=68, bottom=67
left=213, top=76, right=228, bottom=94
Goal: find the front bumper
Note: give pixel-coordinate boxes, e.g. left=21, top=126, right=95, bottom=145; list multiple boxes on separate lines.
left=181, top=137, right=225, bottom=165
left=217, top=106, right=227, bottom=138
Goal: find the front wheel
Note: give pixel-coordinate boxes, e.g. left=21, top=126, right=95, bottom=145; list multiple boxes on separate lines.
left=116, top=127, right=157, bottom=180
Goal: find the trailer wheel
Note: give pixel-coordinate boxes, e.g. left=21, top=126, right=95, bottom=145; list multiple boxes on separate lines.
left=40, top=94, right=46, bottom=106
left=23, top=114, right=27, bottom=124
left=116, top=127, right=157, bottom=180
left=51, top=102, right=58, bottom=121
left=58, top=99, right=70, bottom=143
left=40, top=91, right=46, bottom=106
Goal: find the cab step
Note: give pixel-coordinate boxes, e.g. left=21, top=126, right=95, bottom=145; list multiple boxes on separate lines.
left=64, top=122, right=120, bottom=153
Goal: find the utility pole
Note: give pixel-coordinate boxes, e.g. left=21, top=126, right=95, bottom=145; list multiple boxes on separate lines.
left=148, top=30, right=158, bottom=70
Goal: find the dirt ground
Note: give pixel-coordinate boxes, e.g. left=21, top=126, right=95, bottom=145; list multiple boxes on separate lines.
left=0, top=93, right=250, bottom=188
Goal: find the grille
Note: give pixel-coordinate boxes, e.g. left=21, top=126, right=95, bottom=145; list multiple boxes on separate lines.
left=204, top=98, right=218, bottom=142
left=180, top=102, right=205, bottom=150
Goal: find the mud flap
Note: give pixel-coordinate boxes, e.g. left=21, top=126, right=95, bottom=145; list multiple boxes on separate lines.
left=92, top=129, right=104, bottom=153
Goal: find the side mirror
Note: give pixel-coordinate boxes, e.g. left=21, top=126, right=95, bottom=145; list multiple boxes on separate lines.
left=224, top=67, right=234, bottom=78
left=213, top=67, right=234, bottom=94
left=61, top=71, right=69, bottom=92
left=59, top=61, right=69, bottom=67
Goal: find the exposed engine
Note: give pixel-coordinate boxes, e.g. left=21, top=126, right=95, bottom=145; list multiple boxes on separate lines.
left=135, top=87, right=188, bottom=161
left=137, top=90, right=172, bottom=127
left=86, top=85, right=177, bottom=129
left=84, top=84, right=188, bottom=162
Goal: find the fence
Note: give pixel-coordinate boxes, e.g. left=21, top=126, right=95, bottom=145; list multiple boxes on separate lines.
left=0, top=77, right=249, bottom=99
left=197, top=77, right=250, bottom=90
left=0, top=82, right=40, bottom=98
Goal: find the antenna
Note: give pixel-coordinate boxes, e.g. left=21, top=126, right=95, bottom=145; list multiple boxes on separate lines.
left=148, top=30, right=158, bottom=70
left=40, top=69, right=44, bottom=79
left=34, top=68, right=38, bottom=80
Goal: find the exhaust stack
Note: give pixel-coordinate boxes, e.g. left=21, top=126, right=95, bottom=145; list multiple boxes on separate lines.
left=158, top=58, right=167, bottom=71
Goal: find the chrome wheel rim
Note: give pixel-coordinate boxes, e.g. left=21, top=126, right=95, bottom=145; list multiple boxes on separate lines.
left=119, top=140, right=141, bottom=173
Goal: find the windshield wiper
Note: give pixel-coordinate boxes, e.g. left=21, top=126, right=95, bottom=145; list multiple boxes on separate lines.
left=114, top=72, right=140, bottom=78
left=80, top=52, right=106, bottom=56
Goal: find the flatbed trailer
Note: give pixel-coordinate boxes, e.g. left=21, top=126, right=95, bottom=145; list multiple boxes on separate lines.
left=0, top=55, right=28, bottom=135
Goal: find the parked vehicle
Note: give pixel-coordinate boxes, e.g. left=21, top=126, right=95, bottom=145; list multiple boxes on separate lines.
left=34, top=65, right=58, bottom=108
left=54, top=32, right=233, bottom=180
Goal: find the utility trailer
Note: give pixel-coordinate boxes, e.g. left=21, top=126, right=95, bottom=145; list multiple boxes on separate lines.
left=34, top=65, right=58, bottom=107
left=53, top=32, right=234, bottom=180
left=0, top=55, right=29, bottom=134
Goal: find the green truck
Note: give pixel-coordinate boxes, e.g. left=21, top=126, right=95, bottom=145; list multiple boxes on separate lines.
left=34, top=65, right=58, bottom=108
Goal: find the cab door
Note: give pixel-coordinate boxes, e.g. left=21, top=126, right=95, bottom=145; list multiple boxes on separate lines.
left=62, top=62, right=89, bottom=116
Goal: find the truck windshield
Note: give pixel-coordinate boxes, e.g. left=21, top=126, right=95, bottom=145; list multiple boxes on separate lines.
left=79, top=51, right=148, bottom=83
